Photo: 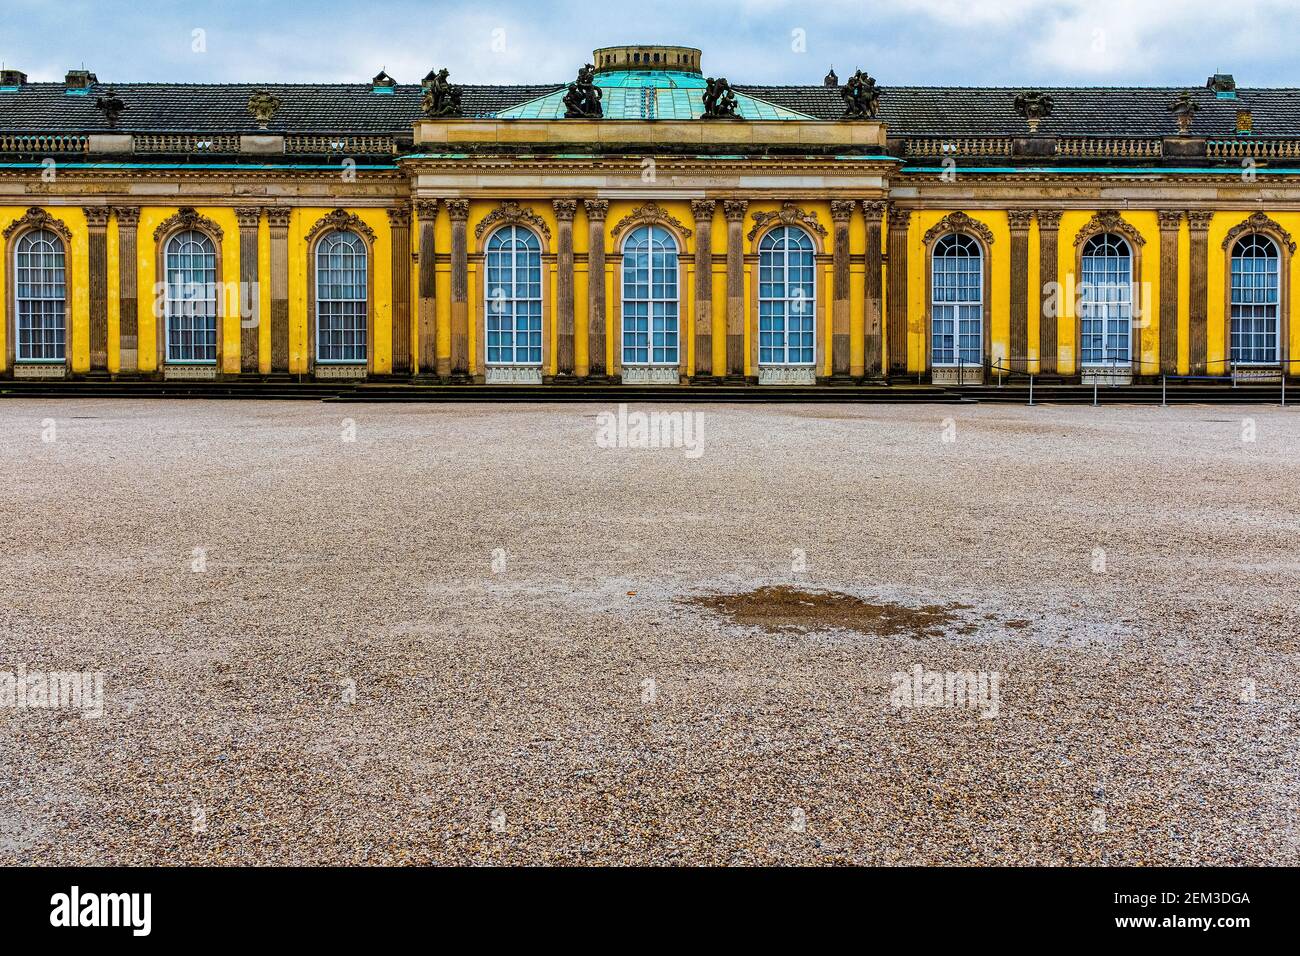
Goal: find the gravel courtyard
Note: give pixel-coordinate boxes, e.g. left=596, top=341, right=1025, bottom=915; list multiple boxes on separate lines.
left=1, top=398, right=1297, bottom=865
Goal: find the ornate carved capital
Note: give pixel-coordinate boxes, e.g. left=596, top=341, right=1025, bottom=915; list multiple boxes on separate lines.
left=113, top=206, right=141, bottom=228
left=1035, top=209, right=1063, bottom=230
left=234, top=206, right=262, bottom=230
left=2, top=207, right=72, bottom=243
left=609, top=201, right=692, bottom=239
left=1155, top=210, right=1183, bottom=230
left=690, top=199, right=716, bottom=221
left=305, top=208, right=377, bottom=244
left=264, top=207, right=291, bottom=229
left=1221, top=211, right=1296, bottom=253
left=830, top=200, right=856, bottom=223
left=887, top=206, right=912, bottom=230
left=445, top=199, right=470, bottom=222
left=1007, top=209, right=1034, bottom=231
left=1073, top=210, right=1146, bottom=248
left=862, top=199, right=889, bottom=222
left=414, top=199, right=438, bottom=220
left=922, top=211, right=993, bottom=246
left=82, top=206, right=112, bottom=228
left=386, top=205, right=412, bottom=228
left=552, top=199, right=578, bottom=222
left=473, top=200, right=548, bottom=240
left=747, top=202, right=828, bottom=241
left=1186, top=210, right=1213, bottom=232
left=153, top=206, right=225, bottom=242
left=722, top=199, right=749, bottom=223
left=583, top=199, right=610, bottom=220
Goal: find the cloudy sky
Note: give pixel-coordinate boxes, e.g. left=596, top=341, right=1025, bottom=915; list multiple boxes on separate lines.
left=2, top=0, right=1293, bottom=87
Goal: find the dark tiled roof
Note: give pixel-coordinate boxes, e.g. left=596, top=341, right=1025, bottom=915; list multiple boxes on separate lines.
left=0, top=83, right=562, bottom=133
left=3, top=79, right=1300, bottom=138
left=742, top=85, right=1300, bottom=137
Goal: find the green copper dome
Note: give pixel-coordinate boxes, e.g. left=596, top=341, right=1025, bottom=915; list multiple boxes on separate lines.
left=496, top=70, right=815, bottom=121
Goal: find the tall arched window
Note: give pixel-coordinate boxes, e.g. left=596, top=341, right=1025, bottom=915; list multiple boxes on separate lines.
left=930, top=233, right=982, bottom=367
left=164, top=229, right=218, bottom=363
left=1230, top=234, right=1280, bottom=365
left=484, top=225, right=543, bottom=366
left=316, top=231, right=368, bottom=364
left=758, top=226, right=815, bottom=366
left=14, top=229, right=67, bottom=362
left=1079, top=233, right=1133, bottom=367
left=622, top=225, right=679, bottom=366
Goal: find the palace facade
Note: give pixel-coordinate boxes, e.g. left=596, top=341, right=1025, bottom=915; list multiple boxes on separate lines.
left=1, top=45, right=1298, bottom=386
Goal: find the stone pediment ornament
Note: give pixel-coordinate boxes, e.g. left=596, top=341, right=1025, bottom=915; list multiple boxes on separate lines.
left=609, top=201, right=692, bottom=239
left=1221, top=212, right=1296, bottom=254
left=305, top=208, right=376, bottom=244
left=747, top=202, right=828, bottom=241
left=3, top=207, right=73, bottom=242
left=923, top=211, right=995, bottom=246
left=247, top=90, right=282, bottom=129
left=153, top=206, right=224, bottom=242
left=1013, top=90, right=1054, bottom=133
left=1073, top=210, right=1145, bottom=248
left=473, top=201, right=551, bottom=242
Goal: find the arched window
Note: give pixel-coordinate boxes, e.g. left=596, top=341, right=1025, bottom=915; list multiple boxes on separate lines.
left=315, top=231, right=368, bottom=364
left=14, top=229, right=67, bottom=362
left=164, top=229, right=218, bottom=363
left=1079, top=233, right=1133, bottom=367
left=1230, top=233, right=1280, bottom=365
left=484, top=225, right=542, bottom=366
left=930, top=233, right=982, bottom=367
left=622, top=225, right=679, bottom=366
left=758, top=226, right=815, bottom=366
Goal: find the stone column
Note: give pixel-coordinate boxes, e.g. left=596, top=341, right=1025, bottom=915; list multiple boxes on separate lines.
left=1008, top=209, right=1034, bottom=371
left=690, top=200, right=716, bottom=380
left=886, top=206, right=911, bottom=376
left=388, top=204, right=413, bottom=375
left=114, top=206, right=141, bottom=374
left=235, top=206, right=261, bottom=374
left=553, top=199, right=577, bottom=378
left=862, top=200, right=887, bottom=378
left=830, top=200, right=854, bottom=378
left=84, top=206, right=111, bottom=372
left=265, top=207, right=291, bottom=373
left=414, top=200, right=439, bottom=377
left=583, top=199, right=609, bottom=379
left=1188, top=211, right=1212, bottom=375
left=1036, top=209, right=1062, bottom=374
left=446, top=200, right=470, bottom=380
left=1157, top=211, right=1183, bottom=376
left=723, top=200, right=748, bottom=378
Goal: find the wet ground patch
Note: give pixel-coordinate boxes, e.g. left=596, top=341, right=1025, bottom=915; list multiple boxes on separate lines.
left=690, top=586, right=964, bottom=639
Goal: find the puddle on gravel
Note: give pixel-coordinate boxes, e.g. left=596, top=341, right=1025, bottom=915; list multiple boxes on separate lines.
left=690, top=586, right=964, bottom=639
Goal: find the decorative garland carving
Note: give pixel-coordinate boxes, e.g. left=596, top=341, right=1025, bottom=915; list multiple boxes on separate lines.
left=747, top=202, right=827, bottom=241
left=1220, top=211, right=1296, bottom=254
left=473, top=201, right=551, bottom=242
left=3, top=207, right=73, bottom=243
left=922, top=211, right=995, bottom=246
left=609, top=201, right=692, bottom=239
left=153, top=206, right=224, bottom=242
left=305, top=208, right=376, bottom=244
left=1073, top=210, right=1145, bottom=248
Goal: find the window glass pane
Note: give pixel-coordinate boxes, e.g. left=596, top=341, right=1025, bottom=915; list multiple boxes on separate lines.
left=485, top=225, right=544, bottom=365
left=930, top=232, right=983, bottom=366
left=621, top=225, right=679, bottom=366
left=316, top=231, right=368, bottom=363
left=164, top=230, right=218, bottom=363
left=756, top=226, right=816, bottom=366
left=14, top=229, right=67, bottom=362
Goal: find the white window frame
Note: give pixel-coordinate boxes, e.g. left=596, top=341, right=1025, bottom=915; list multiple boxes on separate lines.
left=621, top=225, right=680, bottom=367
left=14, top=229, right=67, bottom=363
left=1230, top=233, right=1280, bottom=366
left=757, top=226, right=816, bottom=366
left=164, top=229, right=219, bottom=365
left=930, top=233, right=983, bottom=368
left=315, top=230, right=368, bottom=365
left=483, top=225, right=543, bottom=367
left=1079, top=233, right=1133, bottom=368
